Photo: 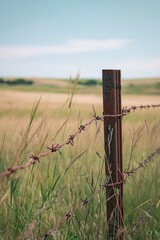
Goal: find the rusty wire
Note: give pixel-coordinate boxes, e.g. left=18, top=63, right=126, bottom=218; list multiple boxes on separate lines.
left=122, top=104, right=160, bottom=116
left=18, top=146, right=160, bottom=239
left=17, top=184, right=106, bottom=239
left=40, top=147, right=160, bottom=239
left=124, top=147, right=160, bottom=177
left=40, top=186, right=107, bottom=239
left=22, top=184, right=120, bottom=240
left=99, top=147, right=160, bottom=188
left=0, top=104, right=160, bottom=179
left=0, top=117, right=96, bottom=178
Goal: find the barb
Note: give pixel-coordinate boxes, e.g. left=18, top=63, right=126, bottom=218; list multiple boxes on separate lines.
left=0, top=104, right=160, bottom=179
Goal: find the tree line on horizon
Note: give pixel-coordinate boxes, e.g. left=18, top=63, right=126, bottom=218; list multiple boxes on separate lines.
left=0, top=78, right=33, bottom=86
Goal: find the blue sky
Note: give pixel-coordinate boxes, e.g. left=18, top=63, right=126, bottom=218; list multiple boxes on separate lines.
left=0, top=0, right=160, bottom=79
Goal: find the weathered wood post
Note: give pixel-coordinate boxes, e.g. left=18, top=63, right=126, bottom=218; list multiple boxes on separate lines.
left=102, top=69, right=124, bottom=239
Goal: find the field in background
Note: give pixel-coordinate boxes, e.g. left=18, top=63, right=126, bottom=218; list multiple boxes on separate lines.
left=0, top=77, right=160, bottom=239
left=0, top=76, right=160, bottom=95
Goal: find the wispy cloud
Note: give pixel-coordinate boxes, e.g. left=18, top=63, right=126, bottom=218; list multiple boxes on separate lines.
left=0, top=39, right=128, bottom=59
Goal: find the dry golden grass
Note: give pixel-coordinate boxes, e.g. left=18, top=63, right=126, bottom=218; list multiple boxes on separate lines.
left=1, top=90, right=160, bottom=109
left=0, top=86, right=160, bottom=239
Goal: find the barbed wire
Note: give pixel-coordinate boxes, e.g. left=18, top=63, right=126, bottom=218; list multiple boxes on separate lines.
left=19, top=147, right=160, bottom=239
left=121, top=104, right=160, bottom=116
left=21, top=184, right=124, bottom=240
left=17, top=184, right=106, bottom=240
left=0, top=104, right=160, bottom=179
left=98, top=147, right=160, bottom=190
left=40, top=185, right=117, bottom=240
left=124, top=148, right=160, bottom=177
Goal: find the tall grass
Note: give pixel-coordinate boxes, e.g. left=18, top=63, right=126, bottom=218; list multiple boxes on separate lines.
left=0, top=92, right=160, bottom=239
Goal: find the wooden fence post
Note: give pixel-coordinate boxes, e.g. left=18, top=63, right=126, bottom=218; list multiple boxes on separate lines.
left=102, top=69, right=124, bottom=239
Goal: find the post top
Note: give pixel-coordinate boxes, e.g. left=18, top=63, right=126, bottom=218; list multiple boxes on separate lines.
left=102, top=69, right=121, bottom=72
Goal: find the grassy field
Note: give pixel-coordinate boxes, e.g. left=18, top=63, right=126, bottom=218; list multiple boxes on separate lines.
left=0, top=78, right=160, bottom=239
left=1, top=76, right=160, bottom=95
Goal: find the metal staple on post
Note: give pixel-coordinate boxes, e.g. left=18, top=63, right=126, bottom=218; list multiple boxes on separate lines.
left=102, top=69, right=124, bottom=239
